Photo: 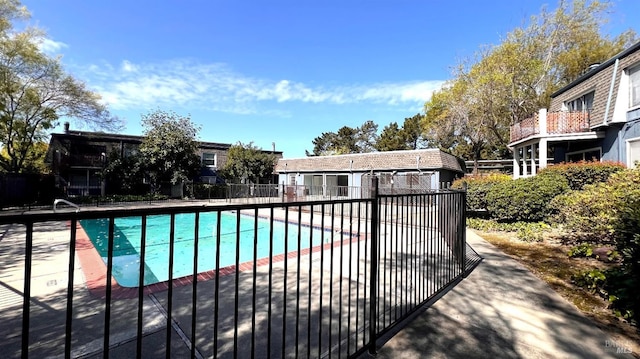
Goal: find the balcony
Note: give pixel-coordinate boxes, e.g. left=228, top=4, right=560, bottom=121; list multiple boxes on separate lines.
left=510, top=111, right=591, bottom=144
left=68, top=153, right=106, bottom=167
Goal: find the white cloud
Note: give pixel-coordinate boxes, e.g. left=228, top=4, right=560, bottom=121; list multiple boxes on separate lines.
left=121, top=60, right=138, bottom=73
left=38, top=38, right=68, bottom=55
left=83, top=59, right=444, bottom=113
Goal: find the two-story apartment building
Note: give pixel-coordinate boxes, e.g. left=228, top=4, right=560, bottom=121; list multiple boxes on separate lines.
left=509, top=40, right=640, bottom=178
left=46, top=123, right=283, bottom=196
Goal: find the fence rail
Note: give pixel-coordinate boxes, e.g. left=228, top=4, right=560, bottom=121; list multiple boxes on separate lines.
left=0, top=180, right=471, bottom=358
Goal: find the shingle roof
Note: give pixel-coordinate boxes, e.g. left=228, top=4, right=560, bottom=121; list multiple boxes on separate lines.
left=275, top=149, right=464, bottom=173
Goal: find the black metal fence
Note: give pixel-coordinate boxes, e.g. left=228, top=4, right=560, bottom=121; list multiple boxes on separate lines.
left=0, top=179, right=472, bottom=358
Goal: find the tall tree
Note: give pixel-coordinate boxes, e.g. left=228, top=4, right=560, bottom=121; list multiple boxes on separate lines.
left=138, top=109, right=201, bottom=192
left=307, top=121, right=378, bottom=156
left=423, top=0, right=636, bottom=172
left=221, top=142, right=277, bottom=184
left=355, top=120, right=378, bottom=153
left=375, top=122, right=406, bottom=151
left=402, top=113, right=425, bottom=150
left=0, top=0, right=121, bottom=173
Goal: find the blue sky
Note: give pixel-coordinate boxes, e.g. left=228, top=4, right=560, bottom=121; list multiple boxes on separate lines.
left=23, top=0, right=640, bottom=158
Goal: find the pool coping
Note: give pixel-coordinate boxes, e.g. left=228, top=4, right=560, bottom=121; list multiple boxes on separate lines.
left=75, top=213, right=366, bottom=300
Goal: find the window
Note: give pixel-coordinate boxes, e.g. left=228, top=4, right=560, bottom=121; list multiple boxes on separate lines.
left=627, top=137, right=640, bottom=168
left=202, top=152, right=216, bottom=167
left=123, top=147, right=138, bottom=157
left=565, top=91, right=594, bottom=112
left=565, top=147, right=601, bottom=162
left=630, top=66, right=640, bottom=109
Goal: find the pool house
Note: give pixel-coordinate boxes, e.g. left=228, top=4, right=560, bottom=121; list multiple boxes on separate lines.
left=274, top=149, right=465, bottom=199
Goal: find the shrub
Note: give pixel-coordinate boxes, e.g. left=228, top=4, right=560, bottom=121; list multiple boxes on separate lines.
left=452, top=173, right=511, bottom=212
left=538, top=161, right=624, bottom=190
left=553, top=167, right=640, bottom=323
left=547, top=187, right=617, bottom=240
left=466, top=218, right=549, bottom=242
left=485, top=172, right=569, bottom=222
left=572, top=269, right=607, bottom=295
left=567, top=243, right=594, bottom=258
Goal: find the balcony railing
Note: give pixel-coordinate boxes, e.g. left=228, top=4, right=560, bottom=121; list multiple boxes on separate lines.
left=68, top=153, right=105, bottom=167
left=510, top=111, right=591, bottom=144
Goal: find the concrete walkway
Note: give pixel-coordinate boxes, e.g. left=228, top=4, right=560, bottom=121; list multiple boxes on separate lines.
left=373, top=229, right=635, bottom=359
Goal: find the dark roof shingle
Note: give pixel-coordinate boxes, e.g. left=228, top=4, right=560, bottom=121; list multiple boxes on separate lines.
left=275, top=149, right=463, bottom=173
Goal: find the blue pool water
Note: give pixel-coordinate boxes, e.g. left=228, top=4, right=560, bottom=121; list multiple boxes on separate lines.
left=80, top=212, right=334, bottom=287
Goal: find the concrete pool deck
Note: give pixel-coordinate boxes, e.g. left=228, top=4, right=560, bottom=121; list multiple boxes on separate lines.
left=1, top=204, right=635, bottom=358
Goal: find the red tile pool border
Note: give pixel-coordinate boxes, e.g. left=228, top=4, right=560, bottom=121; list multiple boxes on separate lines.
left=74, top=220, right=365, bottom=300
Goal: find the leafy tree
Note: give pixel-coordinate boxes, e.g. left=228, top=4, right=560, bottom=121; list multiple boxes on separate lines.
left=0, top=0, right=121, bottom=173
left=1, top=140, right=48, bottom=173
left=307, top=121, right=378, bottom=156
left=102, top=149, right=145, bottom=195
left=138, top=110, right=201, bottom=192
left=221, top=142, right=277, bottom=184
left=422, top=0, right=636, bottom=171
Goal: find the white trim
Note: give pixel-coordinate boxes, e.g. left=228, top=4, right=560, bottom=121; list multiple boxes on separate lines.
left=202, top=152, right=217, bottom=167
left=508, top=130, right=604, bottom=148
left=565, top=147, right=602, bottom=162
left=626, top=136, right=640, bottom=168
left=629, top=64, right=640, bottom=109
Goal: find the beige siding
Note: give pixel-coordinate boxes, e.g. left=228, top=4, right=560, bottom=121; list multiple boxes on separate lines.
left=550, top=50, right=640, bottom=126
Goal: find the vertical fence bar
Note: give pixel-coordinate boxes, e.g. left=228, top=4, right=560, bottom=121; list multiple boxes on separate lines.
left=328, top=203, right=335, bottom=357
left=103, top=217, right=115, bottom=359
left=267, top=207, right=274, bottom=358
left=393, top=196, right=399, bottom=321
left=213, top=211, right=222, bottom=358
left=421, top=195, right=427, bottom=302
left=233, top=211, right=241, bottom=356
left=368, top=177, right=379, bottom=355
left=251, top=208, right=259, bottom=359
left=461, top=191, right=467, bottom=274
left=355, top=201, right=361, bottom=351
left=166, top=214, right=176, bottom=359
left=347, top=202, right=353, bottom=355
left=338, top=202, right=344, bottom=356
left=191, top=212, right=200, bottom=359
left=318, top=204, right=325, bottom=358
left=409, top=196, right=415, bottom=309
left=282, top=208, right=289, bottom=359
left=307, top=207, right=314, bottom=359
left=22, top=222, right=33, bottom=358
left=401, top=196, right=406, bottom=317
left=363, top=199, right=369, bottom=349
left=64, top=219, right=77, bottom=359
left=136, top=216, right=148, bottom=358
left=381, top=197, right=388, bottom=330
left=295, top=206, right=302, bottom=359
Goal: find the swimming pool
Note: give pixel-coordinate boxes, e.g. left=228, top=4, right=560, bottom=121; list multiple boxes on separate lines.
left=80, top=212, right=334, bottom=287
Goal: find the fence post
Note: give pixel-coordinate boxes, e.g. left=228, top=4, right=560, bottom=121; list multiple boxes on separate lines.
left=368, top=176, right=379, bottom=355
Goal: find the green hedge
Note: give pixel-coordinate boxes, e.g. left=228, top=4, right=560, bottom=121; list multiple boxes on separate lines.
left=550, top=168, right=640, bottom=323
left=538, top=161, right=624, bottom=190
left=485, top=172, right=569, bottom=222
left=452, top=173, right=511, bottom=212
